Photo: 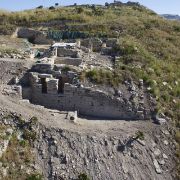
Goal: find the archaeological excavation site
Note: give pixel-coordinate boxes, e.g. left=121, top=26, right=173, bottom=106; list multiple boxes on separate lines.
left=0, top=2, right=179, bottom=180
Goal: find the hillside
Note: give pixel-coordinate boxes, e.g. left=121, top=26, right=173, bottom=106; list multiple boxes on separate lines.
left=1, top=2, right=179, bottom=137
left=0, top=3, right=180, bottom=180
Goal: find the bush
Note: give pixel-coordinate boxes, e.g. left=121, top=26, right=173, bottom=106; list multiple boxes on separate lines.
left=36, top=6, right=43, bottom=9
left=93, top=8, right=104, bottom=16
left=23, top=129, right=37, bottom=142
left=19, top=140, right=28, bottom=147
left=173, top=25, right=180, bottom=32
left=78, top=173, right=90, bottom=180
left=26, top=173, right=43, bottom=180
left=135, top=131, right=145, bottom=140
left=49, top=6, right=55, bottom=10
left=61, top=66, right=71, bottom=73
left=30, top=116, right=38, bottom=124
left=76, top=7, right=84, bottom=14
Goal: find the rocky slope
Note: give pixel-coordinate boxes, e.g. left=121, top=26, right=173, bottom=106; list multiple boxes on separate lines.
left=0, top=3, right=179, bottom=179
left=0, top=94, right=177, bottom=180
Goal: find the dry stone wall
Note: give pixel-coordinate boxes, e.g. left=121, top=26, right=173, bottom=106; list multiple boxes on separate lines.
left=55, top=57, right=82, bottom=66
left=26, top=74, right=149, bottom=120
left=57, top=48, right=78, bottom=57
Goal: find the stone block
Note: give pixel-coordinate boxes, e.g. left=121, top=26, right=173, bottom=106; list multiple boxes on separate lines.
left=38, top=74, right=53, bottom=79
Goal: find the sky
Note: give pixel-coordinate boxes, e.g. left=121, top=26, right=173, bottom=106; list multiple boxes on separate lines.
left=0, top=0, right=180, bottom=15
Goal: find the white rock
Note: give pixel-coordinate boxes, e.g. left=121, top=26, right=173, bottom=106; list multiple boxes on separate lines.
left=154, top=149, right=161, bottom=157
left=158, top=159, right=165, bottom=165
left=173, top=99, right=177, bottom=104
left=153, top=159, right=162, bottom=174
left=163, top=140, right=169, bottom=145
left=162, top=130, right=170, bottom=135
left=152, top=142, right=157, bottom=148
left=163, top=153, right=168, bottom=159
left=162, top=82, right=168, bottom=86
left=137, top=139, right=146, bottom=146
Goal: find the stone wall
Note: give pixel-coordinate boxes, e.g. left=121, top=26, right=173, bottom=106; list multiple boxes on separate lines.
left=25, top=75, right=149, bottom=120
left=55, top=57, right=82, bottom=66
left=57, top=48, right=78, bottom=58
left=31, top=63, right=53, bottom=74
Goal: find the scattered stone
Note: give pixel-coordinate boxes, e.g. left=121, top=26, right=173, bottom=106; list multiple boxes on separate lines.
left=163, top=140, right=169, bottom=146
left=162, top=82, right=168, bottom=86
left=173, top=99, right=177, bottom=104
left=6, top=128, right=13, bottom=135
left=139, top=79, right=143, bottom=87
left=152, top=80, right=157, bottom=85
left=158, top=159, right=165, bottom=165
left=19, top=99, right=30, bottom=103
left=154, top=115, right=166, bottom=125
left=163, top=153, right=168, bottom=159
left=153, top=159, right=162, bottom=174
left=67, top=111, right=77, bottom=123
left=154, top=149, right=161, bottom=157
left=122, top=163, right=129, bottom=174
left=168, top=85, right=172, bottom=90
left=162, top=130, right=170, bottom=135
left=136, top=139, right=146, bottom=146
left=2, top=167, right=8, bottom=177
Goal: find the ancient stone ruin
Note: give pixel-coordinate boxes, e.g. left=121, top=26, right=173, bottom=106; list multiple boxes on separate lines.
left=16, top=41, right=151, bottom=120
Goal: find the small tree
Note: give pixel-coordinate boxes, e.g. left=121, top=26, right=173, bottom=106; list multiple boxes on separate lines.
left=105, top=2, right=109, bottom=7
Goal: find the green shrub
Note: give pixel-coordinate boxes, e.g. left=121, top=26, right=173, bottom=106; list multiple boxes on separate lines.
left=135, top=131, right=145, bottom=140
left=78, top=173, right=90, bottom=180
left=173, top=25, right=180, bottom=32
left=26, top=173, right=43, bottom=180
left=30, top=116, right=38, bottom=124
left=84, top=69, right=120, bottom=87
left=23, top=129, right=37, bottom=142
left=19, top=140, right=28, bottom=147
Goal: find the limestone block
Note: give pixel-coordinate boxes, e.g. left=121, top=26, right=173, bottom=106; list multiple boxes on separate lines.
left=34, top=84, right=42, bottom=92
left=31, top=63, right=53, bottom=73
left=38, top=74, right=53, bottom=79
left=47, top=79, right=58, bottom=94
left=52, top=71, right=61, bottom=78
left=55, top=57, right=82, bottom=66
left=57, top=48, right=78, bottom=58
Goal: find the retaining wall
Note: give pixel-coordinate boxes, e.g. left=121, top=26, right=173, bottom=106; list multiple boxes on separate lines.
left=55, top=57, right=82, bottom=66
left=26, top=77, right=148, bottom=119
